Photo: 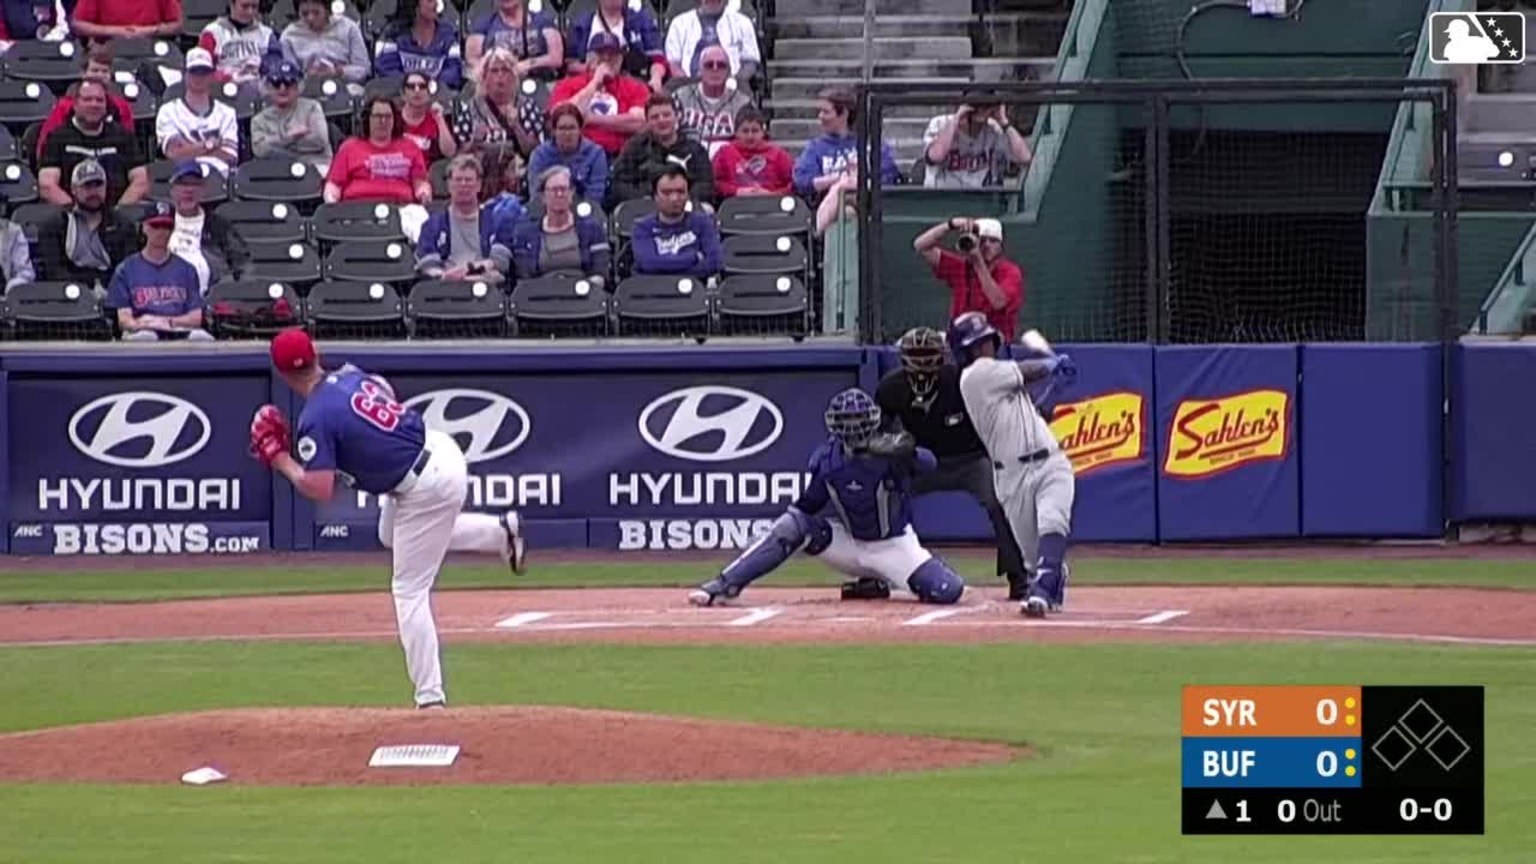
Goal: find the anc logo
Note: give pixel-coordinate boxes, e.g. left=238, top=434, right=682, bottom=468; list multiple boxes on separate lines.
left=1164, top=390, right=1289, bottom=478
left=1049, top=392, right=1146, bottom=476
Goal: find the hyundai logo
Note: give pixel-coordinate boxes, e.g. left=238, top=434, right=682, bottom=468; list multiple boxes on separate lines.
left=404, top=388, right=529, bottom=464
left=638, top=386, right=783, bottom=462
left=68, top=391, right=212, bottom=468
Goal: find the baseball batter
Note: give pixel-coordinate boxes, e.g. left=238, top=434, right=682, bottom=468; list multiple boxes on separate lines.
left=254, top=329, right=527, bottom=709
left=688, top=388, right=966, bottom=607
left=947, top=312, right=1078, bottom=617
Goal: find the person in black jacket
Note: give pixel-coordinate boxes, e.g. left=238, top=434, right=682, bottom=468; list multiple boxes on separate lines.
left=35, top=159, right=139, bottom=290
left=875, top=325, right=1031, bottom=599
left=165, top=160, right=252, bottom=292
left=607, top=92, right=714, bottom=209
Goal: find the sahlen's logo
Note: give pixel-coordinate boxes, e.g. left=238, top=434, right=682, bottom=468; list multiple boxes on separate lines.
left=404, top=388, right=529, bottom=464
left=68, top=391, right=212, bottom=468
left=638, top=386, right=783, bottom=462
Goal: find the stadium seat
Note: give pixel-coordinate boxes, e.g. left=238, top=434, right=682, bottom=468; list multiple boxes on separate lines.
left=9, top=202, right=63, bottom=245
left=721, top=234, right=809, bottom=277
left=715, top=274, right=808, bottom=338
left=0, top=281, right=113, bottom=341
left=310, top=201, right=406, bottom=246
left=182, top=0, right=228, bottom=39
left=109, top=38, right=186, bottom=72
left=0, top=125, right=17, bottom=162
left=302, top=77, right=357, bottom=128
left=214, top=200, right=309, bottom=245
left=205, top=279, right=304, bottom=339
left=363, top=75, right=457, bottom=109
left=610, top=274, right=711, bottom=338
left=270, top=0, right=362, bottom=23
left=116, top=77, right=159, bottom=124
left=428, top=158, right=451, bottom=199
left=0, top=80, right=59, bottom=134
left=149, top=159, right=229, bottom=204
left=0, top=42, right=88, bottom=92
left=508, top=271, right=609, bottom=337
left=519, top=77, right=551, bottom=114
left=610, top=197, right=657, bottom=238
left=664, top=76, right=698, bottom=95
left=232, top=157, right=325, bottom=207
left=524, top=197, right=605, bottom=225
left=248, top=241, right=323, bottom=288
left=566, top=0, right=659, bottom=23
left=716, top=194, right=812, bottom=237
left=0, top=162, right=40, bottom=206
left=305, top=280, right=408, bottom=339
left=322, top=238, right=417, bottom=284
left=408, top=278, right=508, bottom=338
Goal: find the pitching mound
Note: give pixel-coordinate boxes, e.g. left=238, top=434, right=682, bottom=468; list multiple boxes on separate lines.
left=0, top=706, right=1021, bottom=786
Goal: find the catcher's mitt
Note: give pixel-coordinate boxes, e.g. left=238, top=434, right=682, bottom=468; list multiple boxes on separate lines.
left=863, top=431, right=917, bottom=461
left=250, top=404, right=291, bottom=465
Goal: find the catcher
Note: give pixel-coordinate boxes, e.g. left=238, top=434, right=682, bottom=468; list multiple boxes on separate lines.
left=253, top=328, right=526, bottom=709
left=876, top=326, right=1032, bottom=599
left=688, top=387, right=966, bottom=606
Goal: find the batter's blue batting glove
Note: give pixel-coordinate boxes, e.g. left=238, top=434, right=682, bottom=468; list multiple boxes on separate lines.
left=1052, top=354, right=1078, bottom=378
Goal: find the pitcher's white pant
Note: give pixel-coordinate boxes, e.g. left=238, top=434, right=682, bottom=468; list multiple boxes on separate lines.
left=376, top=429, right=506, bottom=707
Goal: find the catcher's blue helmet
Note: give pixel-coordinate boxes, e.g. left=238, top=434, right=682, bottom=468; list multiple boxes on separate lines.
left=946, top=311, right=1000, bottom=367
left=825, top=388, right=881, bottom=449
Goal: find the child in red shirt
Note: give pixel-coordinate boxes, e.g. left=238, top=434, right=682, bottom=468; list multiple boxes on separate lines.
left=711, top=107, right=794, bottom=199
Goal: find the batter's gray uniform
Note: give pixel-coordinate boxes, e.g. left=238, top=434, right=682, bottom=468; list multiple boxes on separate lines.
left=958, top=356, right=1075, bottom=568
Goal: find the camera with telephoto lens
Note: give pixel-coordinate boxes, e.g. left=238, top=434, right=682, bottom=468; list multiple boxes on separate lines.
left=956, top=232, right=979, bottom=253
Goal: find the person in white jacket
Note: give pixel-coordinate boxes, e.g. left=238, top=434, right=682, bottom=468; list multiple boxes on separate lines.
left=664, top=0, right=759, bottom=85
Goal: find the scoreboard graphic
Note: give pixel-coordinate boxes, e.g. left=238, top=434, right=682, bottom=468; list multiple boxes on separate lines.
left=1181, top=686, right=1484, bottom=834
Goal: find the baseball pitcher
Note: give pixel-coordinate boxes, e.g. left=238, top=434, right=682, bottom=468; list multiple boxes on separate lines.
left=688, top=388, right=966, bottom=607
left=255, top=328, right=527, bottom=709
left=876, top=326, right=1031, bottom=599
left=947, top=312, right=1078, bottom=618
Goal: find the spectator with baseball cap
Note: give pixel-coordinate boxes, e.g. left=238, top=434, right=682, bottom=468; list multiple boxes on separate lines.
left=106, top=202, right=213, bottom=341
left=38, top=78, right=149, bottom=208
left=155, top=48, right=241, bottom=176
left=36, top=159, right=139, bottom=288
left=913, top=215, right=1024, bottom=342
left=251, top=60, right=334, bottom=165
left=70, top=0, right=183, bottom=40
left=166, top=160, right=253, bottom=294
left=550, top=32, right=649, bottom=157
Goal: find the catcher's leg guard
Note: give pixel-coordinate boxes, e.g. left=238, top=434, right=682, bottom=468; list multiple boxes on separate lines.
left=692, top=510, right=830, bottom=606
left=906, top=557, right=965, bottom=605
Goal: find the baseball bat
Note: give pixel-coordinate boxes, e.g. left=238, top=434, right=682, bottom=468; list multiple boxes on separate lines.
left=1020, top=329, right=1054, bottom=356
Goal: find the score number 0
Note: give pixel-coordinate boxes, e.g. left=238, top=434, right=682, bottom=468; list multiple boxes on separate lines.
left=1401, top=799, right=1454, bottom=822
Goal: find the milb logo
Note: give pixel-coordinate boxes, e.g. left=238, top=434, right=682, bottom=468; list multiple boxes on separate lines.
left=1430, top=12, right=1525, bottom=64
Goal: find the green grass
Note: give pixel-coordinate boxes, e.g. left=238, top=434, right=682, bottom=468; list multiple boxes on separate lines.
left=0, top=556, right=1532, bottom=603
left=0, top=639, right=1531, bottom=862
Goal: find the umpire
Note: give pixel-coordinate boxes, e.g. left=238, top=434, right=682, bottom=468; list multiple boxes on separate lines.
left=876, top=326, right=1031, bottom=600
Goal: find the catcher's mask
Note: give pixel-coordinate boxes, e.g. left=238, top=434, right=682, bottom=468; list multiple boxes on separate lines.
left=825, top=388, right=881, bottom=451
left=898, top=326, right=946, bottom=399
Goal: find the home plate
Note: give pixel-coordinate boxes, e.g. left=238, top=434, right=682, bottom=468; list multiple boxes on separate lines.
left=368, top=744, right=461, bottom=768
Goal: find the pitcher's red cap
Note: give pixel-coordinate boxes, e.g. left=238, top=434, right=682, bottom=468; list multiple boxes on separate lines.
left=271, top=328, right=316, bottom=370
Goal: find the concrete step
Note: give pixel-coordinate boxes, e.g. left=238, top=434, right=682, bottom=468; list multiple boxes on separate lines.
left=770, top=14, right=975, bottom=40
left=770, top=57, right=1054, bottom=83
left=770, top=75, right=973, bottom=103
left=765, top=97, right=944, bottom=120
left=778, top=136, right=929, bottom=168
left=773, top=0, right=969, bottom=18
left=978, top=11, right=1070, bottom=58
left=773, top=36, right=974, bottom=61
left=1460, top=130, right=1536, bottom=148
left=770, top=115, right=935, bottom=145
left=1462, top=94, right=1536, bottom=134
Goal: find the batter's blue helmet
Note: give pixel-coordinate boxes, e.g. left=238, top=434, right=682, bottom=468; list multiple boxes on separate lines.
left=946, top=311, right=1000, bottom=367
left=825, top=388, right=881, bottom=449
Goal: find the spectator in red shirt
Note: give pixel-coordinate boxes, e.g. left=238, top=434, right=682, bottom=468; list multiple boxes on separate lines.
left=324, top=96, right=431, bottom=205
left=711, top=107, right=792, bottom=199
left=913, top=216, right=1023, bottom=342
left=71, top=0, right=182, bottom=39
left=398, top=70, right=457, bottom=164
left=550, top=32, right=647, bottom=157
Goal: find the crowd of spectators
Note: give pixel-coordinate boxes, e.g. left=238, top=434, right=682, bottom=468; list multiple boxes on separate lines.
left=0, top=0, right=1036, bottom=340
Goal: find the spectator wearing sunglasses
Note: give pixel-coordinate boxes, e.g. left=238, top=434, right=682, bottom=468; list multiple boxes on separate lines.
left=251, top=60, right=333, bottom=165
left=398, top=72, right=458, bottom=164
left=673, top=45, right=750, bottom=158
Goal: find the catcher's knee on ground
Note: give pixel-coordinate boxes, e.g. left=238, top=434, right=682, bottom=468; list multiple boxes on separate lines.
left=905, top=557, right=965, bottom=604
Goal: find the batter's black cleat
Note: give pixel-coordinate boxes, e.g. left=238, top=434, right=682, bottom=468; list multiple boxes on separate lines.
left=840, top=577, right=891, bottom=601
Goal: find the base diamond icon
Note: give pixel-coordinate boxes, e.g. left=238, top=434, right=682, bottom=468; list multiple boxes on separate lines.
left=1372, top=725, right=1417, bottom=771
left=1426, top=725, right=1471, bottom=770
left=1398, top=699, right=1445, bottom=743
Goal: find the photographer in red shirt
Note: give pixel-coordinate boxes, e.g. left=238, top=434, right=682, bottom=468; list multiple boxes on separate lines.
left=913, top=215, right=1023, bottom=342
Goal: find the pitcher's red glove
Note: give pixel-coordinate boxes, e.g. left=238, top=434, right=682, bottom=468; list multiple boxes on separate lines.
left=250, top=404, right=291, bottom=465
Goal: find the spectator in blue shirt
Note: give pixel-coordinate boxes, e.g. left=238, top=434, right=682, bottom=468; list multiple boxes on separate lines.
left=565, top=0, right=665, bottom=92
left=793, top=86, right=900, bottom=197
left=373, top=0, right=466, bottom=90
left=465, top=0, right=564, bottom=82
left=631, top=165, right=720, bottom=278
left=106, top=202, right=212, bottom=341
left=526, top=103, right=608, bottom=206
left=415, top=155, right=522, bottom=284
left=512, top=165, right=611, bottom=287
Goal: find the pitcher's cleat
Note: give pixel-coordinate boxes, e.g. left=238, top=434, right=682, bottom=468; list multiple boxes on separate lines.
left=499, top=511, right=527, bottom=574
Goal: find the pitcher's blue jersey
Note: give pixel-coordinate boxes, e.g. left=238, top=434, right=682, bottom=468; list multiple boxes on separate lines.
left=295, top=366, right=427, bottom=495
left=793, top=438, right=937, bottom=541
